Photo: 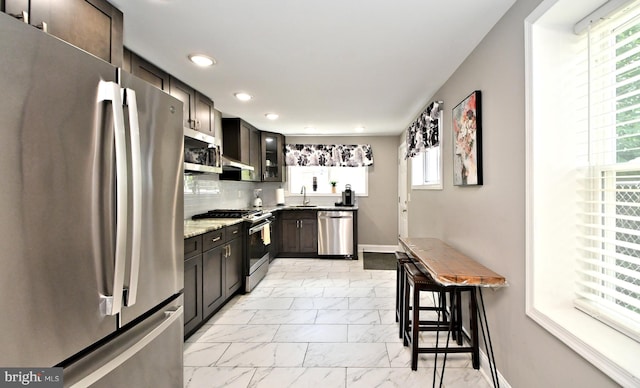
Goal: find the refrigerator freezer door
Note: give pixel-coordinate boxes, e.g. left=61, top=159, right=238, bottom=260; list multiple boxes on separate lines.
left=64, top=297, right=184, bottom=387
left=0, top=14, right=119, bottom=366
left=119, top=72, right=184, bottom=325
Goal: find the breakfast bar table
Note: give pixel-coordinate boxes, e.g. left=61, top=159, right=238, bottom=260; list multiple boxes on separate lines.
left=399, top=237, right=507, bottom=387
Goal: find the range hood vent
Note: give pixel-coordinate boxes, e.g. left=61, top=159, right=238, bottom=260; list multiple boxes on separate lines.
left=220, top=156, right=256, bottom=181
left=221, top=156, right=254, bottom=172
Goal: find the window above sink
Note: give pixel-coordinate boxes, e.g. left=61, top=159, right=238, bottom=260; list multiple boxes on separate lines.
left=286, top=166, right=368, bottom=196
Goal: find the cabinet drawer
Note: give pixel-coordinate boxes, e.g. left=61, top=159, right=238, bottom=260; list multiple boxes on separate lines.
left=203, top=228, right=225, bottom=251
left=226, top=223, right=242, bottom=240
left=280, top=210, right=317, bottom=220
left=184, top=235, right=202, bottom=260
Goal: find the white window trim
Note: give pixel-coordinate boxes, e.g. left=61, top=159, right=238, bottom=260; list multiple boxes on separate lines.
left=411, top=149, right=443, bottom=190
left=286, top=166, right=369, bottom=197
left=411, top=110, right=444, bottom=190
left=525, top=1, right=640, bottom=386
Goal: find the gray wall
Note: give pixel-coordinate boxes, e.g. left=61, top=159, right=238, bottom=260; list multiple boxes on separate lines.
left=403, top=0, right=617, bottom=386
left=287, top=135, right=398, bottom=246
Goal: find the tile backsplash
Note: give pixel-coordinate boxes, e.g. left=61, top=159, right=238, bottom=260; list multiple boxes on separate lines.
left=184, top=174, right=347, bottom=220
left=184, top=174, right=283, bottom=219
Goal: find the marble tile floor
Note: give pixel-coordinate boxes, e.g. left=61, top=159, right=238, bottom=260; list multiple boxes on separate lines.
left=183, top=258, right=492, bottom=388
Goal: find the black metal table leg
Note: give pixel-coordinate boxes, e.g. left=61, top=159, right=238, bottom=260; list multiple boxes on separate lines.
left=476, top=288, right=500, bottom=388
left=470, top=287, right=480, bottom=369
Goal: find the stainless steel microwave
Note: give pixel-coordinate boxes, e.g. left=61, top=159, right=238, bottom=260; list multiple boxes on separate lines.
left=184, top=128, right=222, bottom=174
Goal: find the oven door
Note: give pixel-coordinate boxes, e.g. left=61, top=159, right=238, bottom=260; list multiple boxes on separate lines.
left=246, top=219, right=272, bottom=291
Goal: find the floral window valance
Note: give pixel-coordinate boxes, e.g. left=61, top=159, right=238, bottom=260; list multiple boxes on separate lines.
left=285, top=144, right=374, bottom=167
left=406, top=101, right=442, bottom=158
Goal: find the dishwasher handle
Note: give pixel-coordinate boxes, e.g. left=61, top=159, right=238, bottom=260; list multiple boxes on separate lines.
left=317, top=211, right=353, bottom=219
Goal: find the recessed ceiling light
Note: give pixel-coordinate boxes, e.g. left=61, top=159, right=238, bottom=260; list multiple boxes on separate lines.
left=234, top=92, right=252, bottom=101
left=354, top=126, right=365, bottom=132
left=188, top=54, right=215, bottom=67
left=265, top=113, right=279, bottom=120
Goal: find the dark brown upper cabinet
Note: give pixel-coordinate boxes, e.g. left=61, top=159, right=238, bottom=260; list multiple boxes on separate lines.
left=261, top=131, right=286, bottom=182
left=170, top=77, right=214, bottom=135
left=195, top=92, right=214, bottom=135
left=222, top=118, right=262, bottom=181
left=3, top=0, right=123, bottom=66
left=123, top=48, right=170, bottom=91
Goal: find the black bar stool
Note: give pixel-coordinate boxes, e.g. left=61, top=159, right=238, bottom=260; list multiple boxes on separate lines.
left=402, top=261, right=476, bottom=371
left=395, top=251, right=414, bottom=338
left=402, top=261, right=447, bottom=370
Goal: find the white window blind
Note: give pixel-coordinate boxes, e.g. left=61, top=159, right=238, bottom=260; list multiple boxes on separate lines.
left=575, top=0, right=640, bottom=341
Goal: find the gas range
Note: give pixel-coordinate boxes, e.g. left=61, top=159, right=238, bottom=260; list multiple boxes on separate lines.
left=191, top=209, right=272, bottom=223
left=192, top=208, right=273, bottom=293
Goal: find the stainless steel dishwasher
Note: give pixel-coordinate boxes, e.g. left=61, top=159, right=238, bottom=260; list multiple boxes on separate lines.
left=317, top=211, right=354, bottom=257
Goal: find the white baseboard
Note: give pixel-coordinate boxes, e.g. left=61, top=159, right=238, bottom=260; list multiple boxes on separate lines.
left=358, top=244, right=401, bottom=253
left=479, top=349, right=511, bottom=388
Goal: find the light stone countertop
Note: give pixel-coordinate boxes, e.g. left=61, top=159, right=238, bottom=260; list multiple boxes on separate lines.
left=183, top=218, right=244, bottom=239
left=183, top=205, right=358, bottom=239
left=263, top=204, right=358, bottom=212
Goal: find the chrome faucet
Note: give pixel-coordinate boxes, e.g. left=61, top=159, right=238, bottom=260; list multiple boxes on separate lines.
left=301, top=185, right=310, bottom=205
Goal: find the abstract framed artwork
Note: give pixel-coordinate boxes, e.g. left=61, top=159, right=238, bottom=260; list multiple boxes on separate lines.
left=452, top=90, right=482, bottom=186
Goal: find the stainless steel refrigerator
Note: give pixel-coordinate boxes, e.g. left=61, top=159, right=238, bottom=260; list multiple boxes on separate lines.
left=0, top=13, right=184, bottom=387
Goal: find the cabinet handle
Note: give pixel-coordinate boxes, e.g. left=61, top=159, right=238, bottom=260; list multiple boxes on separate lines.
left=232, top=229, right=238, bottom=235
left=227, top=245, right=231, bottom=257
left=10, top=11, right=29, bottom=24
left=211, top=236, right=221, bottom=243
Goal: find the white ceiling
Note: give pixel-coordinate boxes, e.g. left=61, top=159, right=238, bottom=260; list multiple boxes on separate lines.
left=109, top=0, right=516, bottom=136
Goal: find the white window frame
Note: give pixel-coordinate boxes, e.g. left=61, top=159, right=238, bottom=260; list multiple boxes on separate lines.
left=526, top=1, right=640, bottom=386
left=411, top=110, right=443, bottom=190
left=286, top=166, right=369, bottom=197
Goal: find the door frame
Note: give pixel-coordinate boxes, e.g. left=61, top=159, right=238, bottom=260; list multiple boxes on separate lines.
left=398, top=143, right=409, bottom=240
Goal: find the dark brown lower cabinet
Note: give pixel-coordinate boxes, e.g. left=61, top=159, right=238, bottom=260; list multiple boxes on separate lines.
left=202, top=245, right=225, bottom=319
left=184, top=224, right=244, bottom=338
left=299, top=218, right=317, bottom=252
left=225, top=237, right=243, bottom=296
left=183, top=254, right=202, bottom=336
left=280, top=218, right=300, bottom=253
left=278, top=210, right=318, bottom=257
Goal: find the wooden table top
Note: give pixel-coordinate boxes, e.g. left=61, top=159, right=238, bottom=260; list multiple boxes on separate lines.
left=399, top=237, right=507, bottom=287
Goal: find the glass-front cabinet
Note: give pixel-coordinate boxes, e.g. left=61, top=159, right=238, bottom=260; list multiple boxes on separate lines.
left=261, top=131, right=285, bottom=182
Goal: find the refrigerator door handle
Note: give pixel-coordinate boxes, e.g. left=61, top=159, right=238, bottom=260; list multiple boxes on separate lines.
left=97, top=80, right=128, bottom=316
left=67, top=306, right=184, bottom=388
left=123, top=88, right=142, bottom=307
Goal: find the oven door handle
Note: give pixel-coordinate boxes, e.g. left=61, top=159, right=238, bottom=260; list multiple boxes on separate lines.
left=249, top=221, right=271, bottom=235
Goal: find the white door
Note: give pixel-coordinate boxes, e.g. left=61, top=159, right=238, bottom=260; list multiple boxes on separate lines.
left=398, top=143, right=409, bottom=239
